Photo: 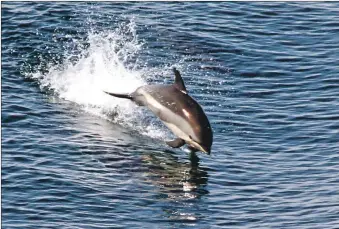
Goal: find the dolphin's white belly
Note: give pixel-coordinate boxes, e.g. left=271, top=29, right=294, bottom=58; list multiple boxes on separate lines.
left=162, top=121, right=190, bottom=141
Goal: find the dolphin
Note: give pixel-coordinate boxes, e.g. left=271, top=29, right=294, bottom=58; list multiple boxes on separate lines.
left=104, top=68, right=213, bottom=154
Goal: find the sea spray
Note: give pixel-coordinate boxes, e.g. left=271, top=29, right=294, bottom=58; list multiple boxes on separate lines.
left=25, top=20, right=172, bottom=141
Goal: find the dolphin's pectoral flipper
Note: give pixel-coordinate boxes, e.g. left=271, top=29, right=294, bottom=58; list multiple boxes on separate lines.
left=166, top=138, right=185, bottom=148
left=173, top=68, right=187, bottom=93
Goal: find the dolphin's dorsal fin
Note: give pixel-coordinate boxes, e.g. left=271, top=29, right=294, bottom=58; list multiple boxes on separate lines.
left=173, top=68, right=187, bottom=93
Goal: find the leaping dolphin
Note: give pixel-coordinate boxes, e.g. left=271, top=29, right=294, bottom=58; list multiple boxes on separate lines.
left=104, top=68, right=213, bottom=154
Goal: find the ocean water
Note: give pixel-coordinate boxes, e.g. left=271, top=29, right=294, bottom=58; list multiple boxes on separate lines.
left=2, top=2, right=339, bottom=228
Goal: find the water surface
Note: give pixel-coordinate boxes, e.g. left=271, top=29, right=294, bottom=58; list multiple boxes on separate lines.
left=2, top=2, right=339, bottom=228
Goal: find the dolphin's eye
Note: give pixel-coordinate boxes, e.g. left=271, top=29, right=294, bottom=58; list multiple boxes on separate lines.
left=189, top=135, right=192, bottom=139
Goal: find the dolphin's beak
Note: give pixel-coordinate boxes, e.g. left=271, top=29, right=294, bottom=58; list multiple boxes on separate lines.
left=201, top=146, right=211, bottom=155
left=189, top=141, right=211, bottom=155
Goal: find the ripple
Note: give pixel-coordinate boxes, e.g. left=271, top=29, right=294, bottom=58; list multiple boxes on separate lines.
left=2, top=2, right=339, bottom=229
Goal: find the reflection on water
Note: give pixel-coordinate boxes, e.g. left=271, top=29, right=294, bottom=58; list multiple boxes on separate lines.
left=140, top=150, right=209, bottom=224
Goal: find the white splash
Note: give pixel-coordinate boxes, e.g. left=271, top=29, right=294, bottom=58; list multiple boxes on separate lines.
left=27, top=20, right=171, bottom=140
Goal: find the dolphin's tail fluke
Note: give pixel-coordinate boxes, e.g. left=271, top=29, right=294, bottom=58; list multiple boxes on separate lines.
left=104, top=91, right=133, bottom=100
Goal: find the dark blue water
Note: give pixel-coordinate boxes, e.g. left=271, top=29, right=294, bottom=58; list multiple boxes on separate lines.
left=2, top=2, right=339, bottom=228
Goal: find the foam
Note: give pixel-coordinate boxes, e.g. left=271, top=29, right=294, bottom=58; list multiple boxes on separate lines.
left=27, top=20, right=171, bottom=140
